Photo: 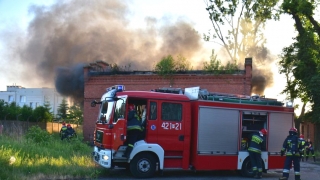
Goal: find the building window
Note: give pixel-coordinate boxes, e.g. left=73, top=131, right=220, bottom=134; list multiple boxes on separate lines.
left=20, top=96, right=26, bottom=103
left=8, top=95, right=14, bottom=102
left=35, top=102, right=38, bottom=107
left=161, top=102, right=182, bottom=121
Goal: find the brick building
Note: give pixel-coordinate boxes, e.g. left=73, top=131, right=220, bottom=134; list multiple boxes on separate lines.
left=82, top=58, right=253, bottom=141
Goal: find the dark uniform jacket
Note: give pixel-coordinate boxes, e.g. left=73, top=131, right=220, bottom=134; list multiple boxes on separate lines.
left=281, top=135, right=302, bottom=156
left=127, top=110, right=142, bottom=131
left=248, top=132, right=265, bottom=154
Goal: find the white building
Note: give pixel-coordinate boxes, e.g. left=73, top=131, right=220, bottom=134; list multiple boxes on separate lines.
left=0, top=85, right=71, bottom=116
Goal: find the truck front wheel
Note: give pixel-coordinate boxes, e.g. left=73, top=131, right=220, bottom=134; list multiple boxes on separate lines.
left=130, top=153, right=157, bottom=178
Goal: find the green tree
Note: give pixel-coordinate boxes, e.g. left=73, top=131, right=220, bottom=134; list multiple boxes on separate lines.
left=2, top=102, right=20, bottom=120
left=68, top=104, right=83, bottom=125
left=0, top=99, right=5, bottom=119
left=33, top=106, right=51, bottom=122
left=203, top=49, right=239, bottom=74
left=203, top=49, right=223, bottom=74
left=19, top=105, right=33, bottom=121
left=175, top=54, right=191, bottom=72
left=279, top=0, right=320, bottom=150
left=204, top=0, right=279, bottom=62
left=43, top=101, right=54, bottom=122
left=155, top=55, right=175, bottom=78
left=57, top=98, right=69, bottom=121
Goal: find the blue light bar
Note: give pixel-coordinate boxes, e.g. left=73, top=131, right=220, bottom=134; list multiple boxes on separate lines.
left=106, top=85, right=125, bottom=92
left=116, top=85, right=124, bottom=91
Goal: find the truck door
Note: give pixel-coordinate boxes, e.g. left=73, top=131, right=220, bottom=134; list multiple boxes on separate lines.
left=145, top=101, right=158, bottom=143
left=157, top=101, right=185, bottom=151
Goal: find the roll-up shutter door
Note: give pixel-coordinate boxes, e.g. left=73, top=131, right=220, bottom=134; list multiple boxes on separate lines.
left=198, top=107, right=239, bottom=154
left=268, top=112, right=293, bottom=153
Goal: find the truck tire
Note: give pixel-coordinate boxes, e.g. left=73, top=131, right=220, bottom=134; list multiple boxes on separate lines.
left=241, top=157, right=264, bottom=177
left=130, top=153, right=157, bottom=178
left=241, top=158, right=254, bottom=177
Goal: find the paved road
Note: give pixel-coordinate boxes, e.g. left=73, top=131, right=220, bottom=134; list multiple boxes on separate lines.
left=98, top=161, right=320, bottom=180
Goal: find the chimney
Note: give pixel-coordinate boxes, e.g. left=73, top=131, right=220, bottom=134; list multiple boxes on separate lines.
left=245, top=58, right=252, bottom=79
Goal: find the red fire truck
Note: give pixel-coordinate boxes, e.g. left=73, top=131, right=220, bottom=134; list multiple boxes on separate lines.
left=91, top=85, right=294, bottom=178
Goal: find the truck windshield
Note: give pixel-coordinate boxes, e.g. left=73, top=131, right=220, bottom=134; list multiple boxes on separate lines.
left=99, top=101, right=114, bottom=123
left=112, top=96, right=127, bottom=123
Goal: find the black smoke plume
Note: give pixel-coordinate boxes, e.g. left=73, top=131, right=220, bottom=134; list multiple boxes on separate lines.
left=9, top=0, right=203, bottom=103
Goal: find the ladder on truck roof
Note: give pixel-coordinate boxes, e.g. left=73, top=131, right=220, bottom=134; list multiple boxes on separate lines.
left=153, top=87, right=284, bottom=106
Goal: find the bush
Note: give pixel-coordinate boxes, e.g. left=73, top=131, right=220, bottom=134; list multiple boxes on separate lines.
left=25, top=126, right=52, bottom=144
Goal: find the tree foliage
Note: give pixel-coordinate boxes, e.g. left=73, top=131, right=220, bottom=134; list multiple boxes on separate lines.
left=68, top=103, right=83, bottom=125
left=203, top=50, right=239, bottom=74
left=204, top=0, right=280, bottom=62
left=57, top=98, right=69, bottom=120
left=278, top=0, right=320, bottom=150
left=279, top=0, right=320, bottom=122
left=155, top=54, right=191, bottom=77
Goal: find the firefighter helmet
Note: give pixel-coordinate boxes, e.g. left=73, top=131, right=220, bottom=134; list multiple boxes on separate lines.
left=260, top=128, right=267, bottom=135
left=300, top=134, right=304, bottom=138
left=289, top=127, right=297, bottom=132
left=289, top=127, right=297, bottom=135
left=128, top=104, right=135, bottom=111
left=67, top=124, right=71, bottom=127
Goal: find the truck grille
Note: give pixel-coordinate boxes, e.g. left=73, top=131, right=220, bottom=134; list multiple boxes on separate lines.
left=94, top=152, right=100, bottom=162
left=96, top=130, right=103, bottom=143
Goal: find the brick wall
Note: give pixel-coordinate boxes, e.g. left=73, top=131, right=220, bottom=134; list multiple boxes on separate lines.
left=300, top=122, right=315, bottom=143
left=82, top=58, right=253, bottom=141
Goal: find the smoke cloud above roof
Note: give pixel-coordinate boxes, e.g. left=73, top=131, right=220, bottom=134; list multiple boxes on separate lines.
left=1, top=0, right=274, bottom=102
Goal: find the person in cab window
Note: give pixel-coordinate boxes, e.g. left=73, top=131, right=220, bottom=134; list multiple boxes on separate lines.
left=248, top=128, right=267, bottom=179
left=305, top=138, right=316, bottom=162
left=298, top=134, right=306, bottom=162
left=139, top=105, right=147, bottom=140
left=279, top=128, right=303, bottom=180
left=124, top=104, right=142, bottom=158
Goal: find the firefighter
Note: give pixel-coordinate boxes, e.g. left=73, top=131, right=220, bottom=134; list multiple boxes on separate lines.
left=123, top=104, right=142, bottom=158
left=298, top=134, right=306, bottom=162
left=66, top=124, right=76, bottom=138
left=139, top=104, right=147, bottom=140
left=279, top=127, right=303, bottom=180
left=305, top=138, right=316, bottom=162
left=60, top=122, right=67, bottom=140
left=248, top=128, right=267, bottom=179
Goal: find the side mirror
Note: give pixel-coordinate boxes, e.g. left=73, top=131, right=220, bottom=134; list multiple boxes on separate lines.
left=91, top=100, right=98, bottom=107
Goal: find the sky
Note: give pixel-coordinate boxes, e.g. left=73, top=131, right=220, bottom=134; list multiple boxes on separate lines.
left=0, top=0, right=303, bottom=113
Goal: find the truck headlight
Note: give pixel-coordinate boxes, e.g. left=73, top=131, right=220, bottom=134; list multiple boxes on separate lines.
left=102, top=155, right=109, bottom=161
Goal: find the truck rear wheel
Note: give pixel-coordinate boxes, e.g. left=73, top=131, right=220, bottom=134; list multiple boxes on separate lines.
left=241, top=158, right=254, bottom=177
left=130, top=153, right=157, bottom=178
left=241, top=157, right=264, bottom=177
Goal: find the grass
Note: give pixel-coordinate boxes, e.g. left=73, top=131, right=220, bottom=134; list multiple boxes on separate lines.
left=0, top=126, right=107, bottom=180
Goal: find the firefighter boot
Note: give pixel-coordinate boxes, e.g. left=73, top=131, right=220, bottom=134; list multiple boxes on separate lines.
left=252, top=170, right=257, bottom=178
left=295, top=175, right=301, bottom=180
left=279, top=177, right=288, bottom=180
left=123, top=145, right=133, bottom=158
left=255, top=172, right=262, bottom=179
left=279, top=173, right=289, bottom=180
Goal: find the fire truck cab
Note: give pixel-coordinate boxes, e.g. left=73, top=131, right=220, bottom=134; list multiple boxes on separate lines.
left=92, top=85, right=294, bottom=178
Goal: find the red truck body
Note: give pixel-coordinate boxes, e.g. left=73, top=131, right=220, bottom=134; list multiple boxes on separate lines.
left=92, top=85, right=294, bottom=178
